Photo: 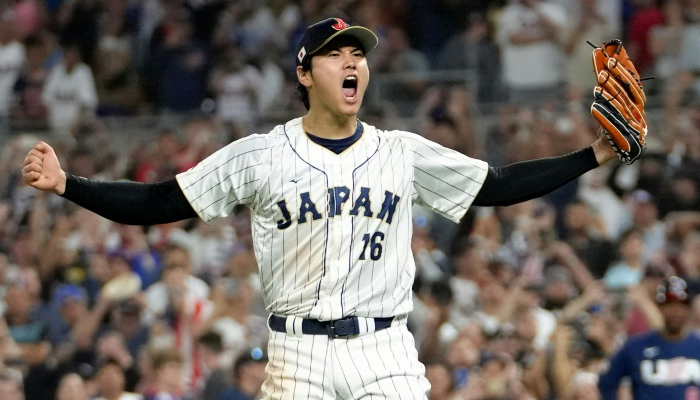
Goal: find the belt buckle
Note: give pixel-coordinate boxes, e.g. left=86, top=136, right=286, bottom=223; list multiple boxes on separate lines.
left=327, top=317, right=359, bottom=338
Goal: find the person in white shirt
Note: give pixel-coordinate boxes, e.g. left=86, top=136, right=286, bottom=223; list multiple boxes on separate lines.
left=42, top=42, right=98, bottom=140
left=209, top=44, right=263, bottom=130
left=0, top=10, right=25, bottom=142
left=142, top=244, right=210, bottom=324
left=496, top=0, right=568, bottom=106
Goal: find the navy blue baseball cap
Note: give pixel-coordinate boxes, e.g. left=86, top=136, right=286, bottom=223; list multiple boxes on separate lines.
left=295, top=18, right=378, bottom=66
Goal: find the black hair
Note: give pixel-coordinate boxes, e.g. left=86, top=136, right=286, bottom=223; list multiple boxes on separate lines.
left=295, top=56, right=313, bottom=111
left=294, top=35, right=366, bottom=111
left=429, top=279, right=453, bottom=306
left=95, top=357, right=125, bottom=374
left=233, top=349, right=268, bottom=381
left=197, top=330, right=224, bottom=353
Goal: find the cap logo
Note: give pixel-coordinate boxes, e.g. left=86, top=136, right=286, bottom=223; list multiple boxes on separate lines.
left=331, top=18, right=348, bottom=31
left=298, top=46, right=307, bottom=63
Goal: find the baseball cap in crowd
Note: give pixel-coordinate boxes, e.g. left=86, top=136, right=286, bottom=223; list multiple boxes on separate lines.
left=656, top=276, right=692, bottom=305
left=295, top=18, right=378, bottom=66
left=52, top=284, right=87, bottom=308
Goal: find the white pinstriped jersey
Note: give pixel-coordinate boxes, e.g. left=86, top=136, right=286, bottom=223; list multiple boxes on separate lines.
left=176, top=117, right=488, bottom=321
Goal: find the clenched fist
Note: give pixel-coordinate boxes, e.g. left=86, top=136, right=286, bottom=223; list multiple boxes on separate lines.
left=21, top=141, right=67, bottom=195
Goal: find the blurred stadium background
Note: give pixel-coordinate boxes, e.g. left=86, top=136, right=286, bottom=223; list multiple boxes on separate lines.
left=1, top=1, right=700, bottom=400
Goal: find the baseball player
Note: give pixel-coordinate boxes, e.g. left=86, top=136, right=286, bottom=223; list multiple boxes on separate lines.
left=23, top=18, right=622, bottom=400
left=598, top=276, right=700, bottom=400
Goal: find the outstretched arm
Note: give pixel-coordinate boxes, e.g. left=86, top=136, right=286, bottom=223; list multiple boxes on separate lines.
left=22, top=141, right=197, bottom=225
left=473, top=135, right=616, bottom=207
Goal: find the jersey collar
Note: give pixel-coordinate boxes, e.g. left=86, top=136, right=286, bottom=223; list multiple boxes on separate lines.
left=284, top=117, right=379, bottom=170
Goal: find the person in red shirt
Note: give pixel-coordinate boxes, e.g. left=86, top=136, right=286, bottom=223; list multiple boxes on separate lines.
left=626, top=0, right=665, bottom=76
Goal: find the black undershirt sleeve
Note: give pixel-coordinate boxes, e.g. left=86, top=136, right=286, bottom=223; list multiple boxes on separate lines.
left=61, top=174, right=198, bottom=225
left=472, top=146, right=599, bottom=207
left=61, top=147, right=597, bottom=223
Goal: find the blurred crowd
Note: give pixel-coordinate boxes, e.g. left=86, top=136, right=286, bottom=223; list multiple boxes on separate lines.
left=0, top=0, right=700, bottom=399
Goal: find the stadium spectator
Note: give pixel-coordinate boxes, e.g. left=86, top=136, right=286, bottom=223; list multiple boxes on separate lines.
left=208, top=43, right=263, bottom=129
left=217, top=350, right=267, bottom=400
left=47, top=283, right=89, bottom=360
left=145, top=348, right=192, bottom=400
left=371, top=26, right=430, bottom=116
left=4, top=279, right=51, bottom=367
left=131, top=129, right=191, bottom=184
left=104, top=299, right=150, bottom=361
left=210, top=0, right=277, bottom=59
left=0, top=9, right=25, bottom=142
left=447, top=237, right=490, bottom=329
left=11, top=34, right=48, bottom=128
left=603, top=228, right=647, bottom=289
left=576, top=166, right=630, bottom=242
left=92, top=331, right=141, bottom=392
left=675, top=228, right=700, bottom=295
left=442, top=324, right=483, bottom=394
left=91, top=357, right=143, bottom=400
left=624, top=262, right=667, bottom=336
left=202, top=277, right=267, bottom=370
left=164, top=217, right=234, bottom=283
left=658, top=169, right=700, bottom=217
left=196, top=330, right=230, bottom=400
left=495, top=0, right=568, bottom=107
left=266, top=0, right=302, bottom=54
left=625, top=189, right=666, bottom=263
left=55, top=372, right=89, bottom=400
left=147, top=8, right=211, bottom=113
left=143, top=244, right=208, bottom=324
left=550, top=322, right=605, bottom=400
left=55, top=0, right=101, bottom=67
left=93, top=0, right=142, bottom=116
left=562, top=0, right=616, bottom=94
left=626, top=0, right=665, bottom=78
left=423, top=360, right=460, bottom=400
left=437, top=12, right=502, bottom=107
left=598, top=276, right=700, bottom=400
left=110, top=224, right=162, bottom=290
left=416, top=280, right=457, bottom=362
left=41, top=41, right=98, bottom=141
left=143, top=244, right=210, bottom=391
left=663, top=7, right=700, bottom=135
left=648, top=0, right=686, bottom=91
left=561, top=200, right=616, bottom=279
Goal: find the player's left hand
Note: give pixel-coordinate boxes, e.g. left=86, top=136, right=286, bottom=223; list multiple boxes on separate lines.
left=589, top=39, right=648, bottom=165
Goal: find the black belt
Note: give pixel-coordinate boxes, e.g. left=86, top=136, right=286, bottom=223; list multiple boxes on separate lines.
left=268, top=315, right=394, bottom=338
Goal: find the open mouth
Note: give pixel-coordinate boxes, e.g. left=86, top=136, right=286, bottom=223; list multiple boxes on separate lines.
left=342, top=76, right=357, bottom=99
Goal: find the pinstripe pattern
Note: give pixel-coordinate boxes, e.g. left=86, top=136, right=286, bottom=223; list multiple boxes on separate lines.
left=177, top=118, right=487, bottom=318
left=263, top=319, right=429, bottom=399
left=175, top=117, right=488, bottom=398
